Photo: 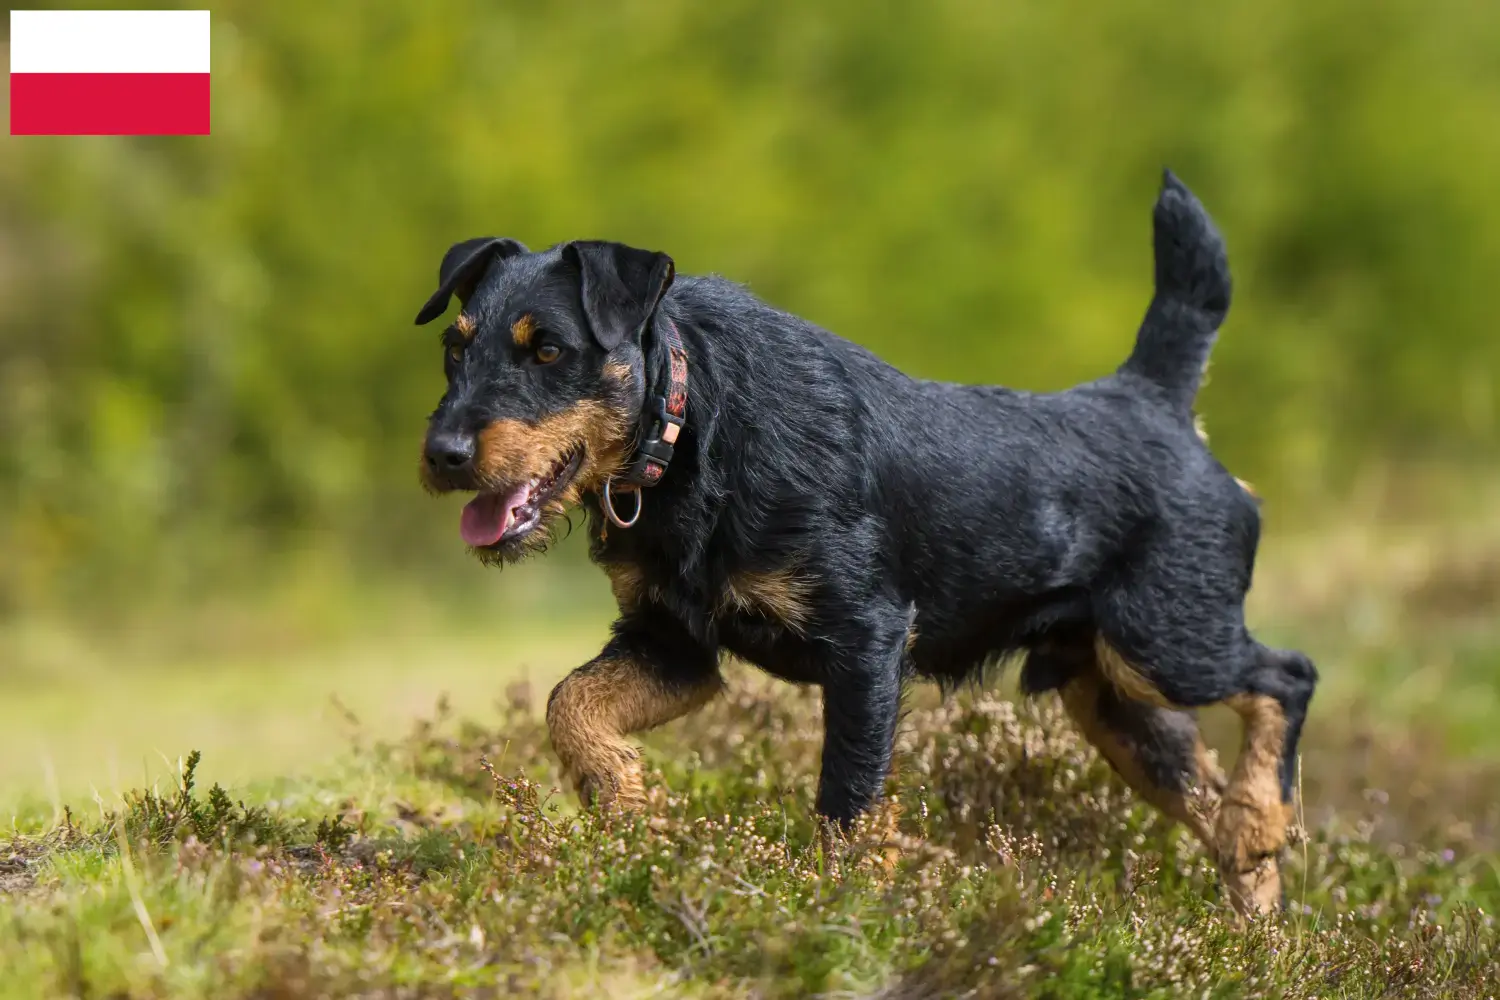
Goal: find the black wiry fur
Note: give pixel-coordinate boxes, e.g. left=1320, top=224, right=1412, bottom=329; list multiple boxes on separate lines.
left=416, top=171, right=1317, bottom=828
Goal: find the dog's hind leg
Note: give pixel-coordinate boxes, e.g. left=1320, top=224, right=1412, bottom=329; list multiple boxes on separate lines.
left=1061, top=669, right=1224, bottom=843
left=546, top=613, right=723, bottom=811
left=1025, top=643, right=1224, bottom=844
left=1214, top=644, right=1317, bottom=915
left=1090, top=531, right=1320, bottom=918
left=1088, top=625, right=1317, bottom=916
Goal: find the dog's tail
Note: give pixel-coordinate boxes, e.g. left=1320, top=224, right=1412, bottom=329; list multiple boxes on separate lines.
left=1118, top=169, right=1231, bottom=413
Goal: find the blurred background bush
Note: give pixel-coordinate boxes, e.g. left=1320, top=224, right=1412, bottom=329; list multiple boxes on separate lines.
left=3, top=0, right=1497, bottom=614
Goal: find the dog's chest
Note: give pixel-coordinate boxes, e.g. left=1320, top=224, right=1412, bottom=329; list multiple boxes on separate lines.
left=714, top=571, right=826, bottom=683
left=598, top=559, right=825, bottom=682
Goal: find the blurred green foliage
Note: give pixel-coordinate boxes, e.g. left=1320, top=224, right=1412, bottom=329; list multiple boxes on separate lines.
left=2, top=0, right=1498, bottom=610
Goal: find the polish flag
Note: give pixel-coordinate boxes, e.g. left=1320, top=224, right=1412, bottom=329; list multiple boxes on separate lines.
left=9, top=10, right=210, bottom=135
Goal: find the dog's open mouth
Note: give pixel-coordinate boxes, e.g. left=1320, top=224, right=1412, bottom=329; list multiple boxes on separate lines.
left=459, top=448, right=584, bottom=548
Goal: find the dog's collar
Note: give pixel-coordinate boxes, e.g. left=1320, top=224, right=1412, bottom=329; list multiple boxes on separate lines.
left=602, top=318, right=687, bottom=528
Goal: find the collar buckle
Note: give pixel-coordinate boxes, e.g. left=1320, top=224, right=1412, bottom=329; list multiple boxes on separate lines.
left=622, top=396, right=684, bottom=487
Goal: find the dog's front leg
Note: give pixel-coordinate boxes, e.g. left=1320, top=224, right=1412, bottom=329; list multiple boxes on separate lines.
left=546, top=615, right=722, bottom=811
left=815, top=620, right=909, bottom=829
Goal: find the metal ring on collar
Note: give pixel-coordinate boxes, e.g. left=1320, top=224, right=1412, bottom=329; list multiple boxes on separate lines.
left=602, top=477, right=643, bottom=529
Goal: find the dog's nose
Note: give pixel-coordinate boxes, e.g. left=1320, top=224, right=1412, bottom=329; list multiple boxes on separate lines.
left=425, top=431, right=476, bottom=474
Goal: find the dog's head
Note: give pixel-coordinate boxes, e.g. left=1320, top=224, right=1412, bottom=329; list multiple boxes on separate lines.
left=414, top=238, right=674, bottom=564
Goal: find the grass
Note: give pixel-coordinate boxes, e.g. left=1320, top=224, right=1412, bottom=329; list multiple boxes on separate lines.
left=2, top=677, right=1497, bottom=998
left=2, top=504, right=1499, bottom=997
left=0, top=563, right=615, bottom=814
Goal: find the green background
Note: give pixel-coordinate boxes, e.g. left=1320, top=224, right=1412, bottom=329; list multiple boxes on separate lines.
left=4, top=0, right=1498, bottom=613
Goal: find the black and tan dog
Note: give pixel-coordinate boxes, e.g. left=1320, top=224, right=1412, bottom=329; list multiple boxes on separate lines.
left=414, top=172, right=1316, bottom=916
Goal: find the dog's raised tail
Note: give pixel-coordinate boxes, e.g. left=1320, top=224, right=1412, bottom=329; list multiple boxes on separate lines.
left=1119, top=169, right=1231, bottom=412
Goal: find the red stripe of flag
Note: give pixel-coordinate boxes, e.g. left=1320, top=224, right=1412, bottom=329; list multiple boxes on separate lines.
left=10, top=73, right=210, bottom=136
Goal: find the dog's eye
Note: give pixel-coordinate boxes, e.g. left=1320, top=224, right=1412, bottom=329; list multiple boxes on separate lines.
left=448, top=345, right=464, bottom=364
left=535, top=344, right=561, bottom=364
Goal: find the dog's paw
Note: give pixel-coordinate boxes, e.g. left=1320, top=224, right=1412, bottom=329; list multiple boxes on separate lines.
left=1219, top=855, right=1283, bottom=919
left=1215, top=795, right=1292, bottom=918
left=1215, top=796, right=1291, bottom=872
left=568, top=744, right=646, bottom=813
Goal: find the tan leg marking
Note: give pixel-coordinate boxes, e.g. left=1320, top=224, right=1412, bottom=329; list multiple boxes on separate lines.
left=547, top=656, right=722, bottom=811
left=1216, top=692, right=1293, bottom=916
left=1059, top=670, right=1223, bottom=844
left=1094, top=636, right=1174, bottom=709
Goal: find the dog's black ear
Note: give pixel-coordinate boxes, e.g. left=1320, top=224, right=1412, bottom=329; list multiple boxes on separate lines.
left=563, top=241, right=675, bottom=350
left=414, top=237, right=528, bottom=325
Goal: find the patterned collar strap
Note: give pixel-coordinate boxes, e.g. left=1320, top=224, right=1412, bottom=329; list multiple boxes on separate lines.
left=621, top=318, right=687, bottom=488
left=601, top=319, right=686, bottom=531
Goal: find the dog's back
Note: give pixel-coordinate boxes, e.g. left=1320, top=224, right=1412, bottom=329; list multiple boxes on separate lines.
left=734, top=173, right=1252, bottom=683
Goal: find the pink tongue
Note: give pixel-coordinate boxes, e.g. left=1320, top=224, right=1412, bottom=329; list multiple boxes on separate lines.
left=460, top=483, right=532, bottom=547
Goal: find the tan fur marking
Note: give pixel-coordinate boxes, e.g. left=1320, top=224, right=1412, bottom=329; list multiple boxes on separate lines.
left=475, top=401, right=632, bottom=495
left=423, top=401, right=631, bottom=558
left=1059, top=671, right=1222, bottom=843
left=1094, top=636, right=1173, bottom=708
left=1216, top=692, right=1293, bottom=916
left=602, top=359, right=633, bottom=383
left=547, top=657, right=723, bottom=810
left=455, top=313, right=477, bottom=338
left=719, top=569, right=815, bottom=634
left=602, top=563, right=656, bottom=611
left=510, top=314, right=536, bottom=347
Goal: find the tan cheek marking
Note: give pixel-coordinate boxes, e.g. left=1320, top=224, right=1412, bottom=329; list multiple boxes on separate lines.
left=511, top=314, right=535, bottom=347
left=475, top=400, right=634, bottom=490
left=719, top=569, right=815, bottom=634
